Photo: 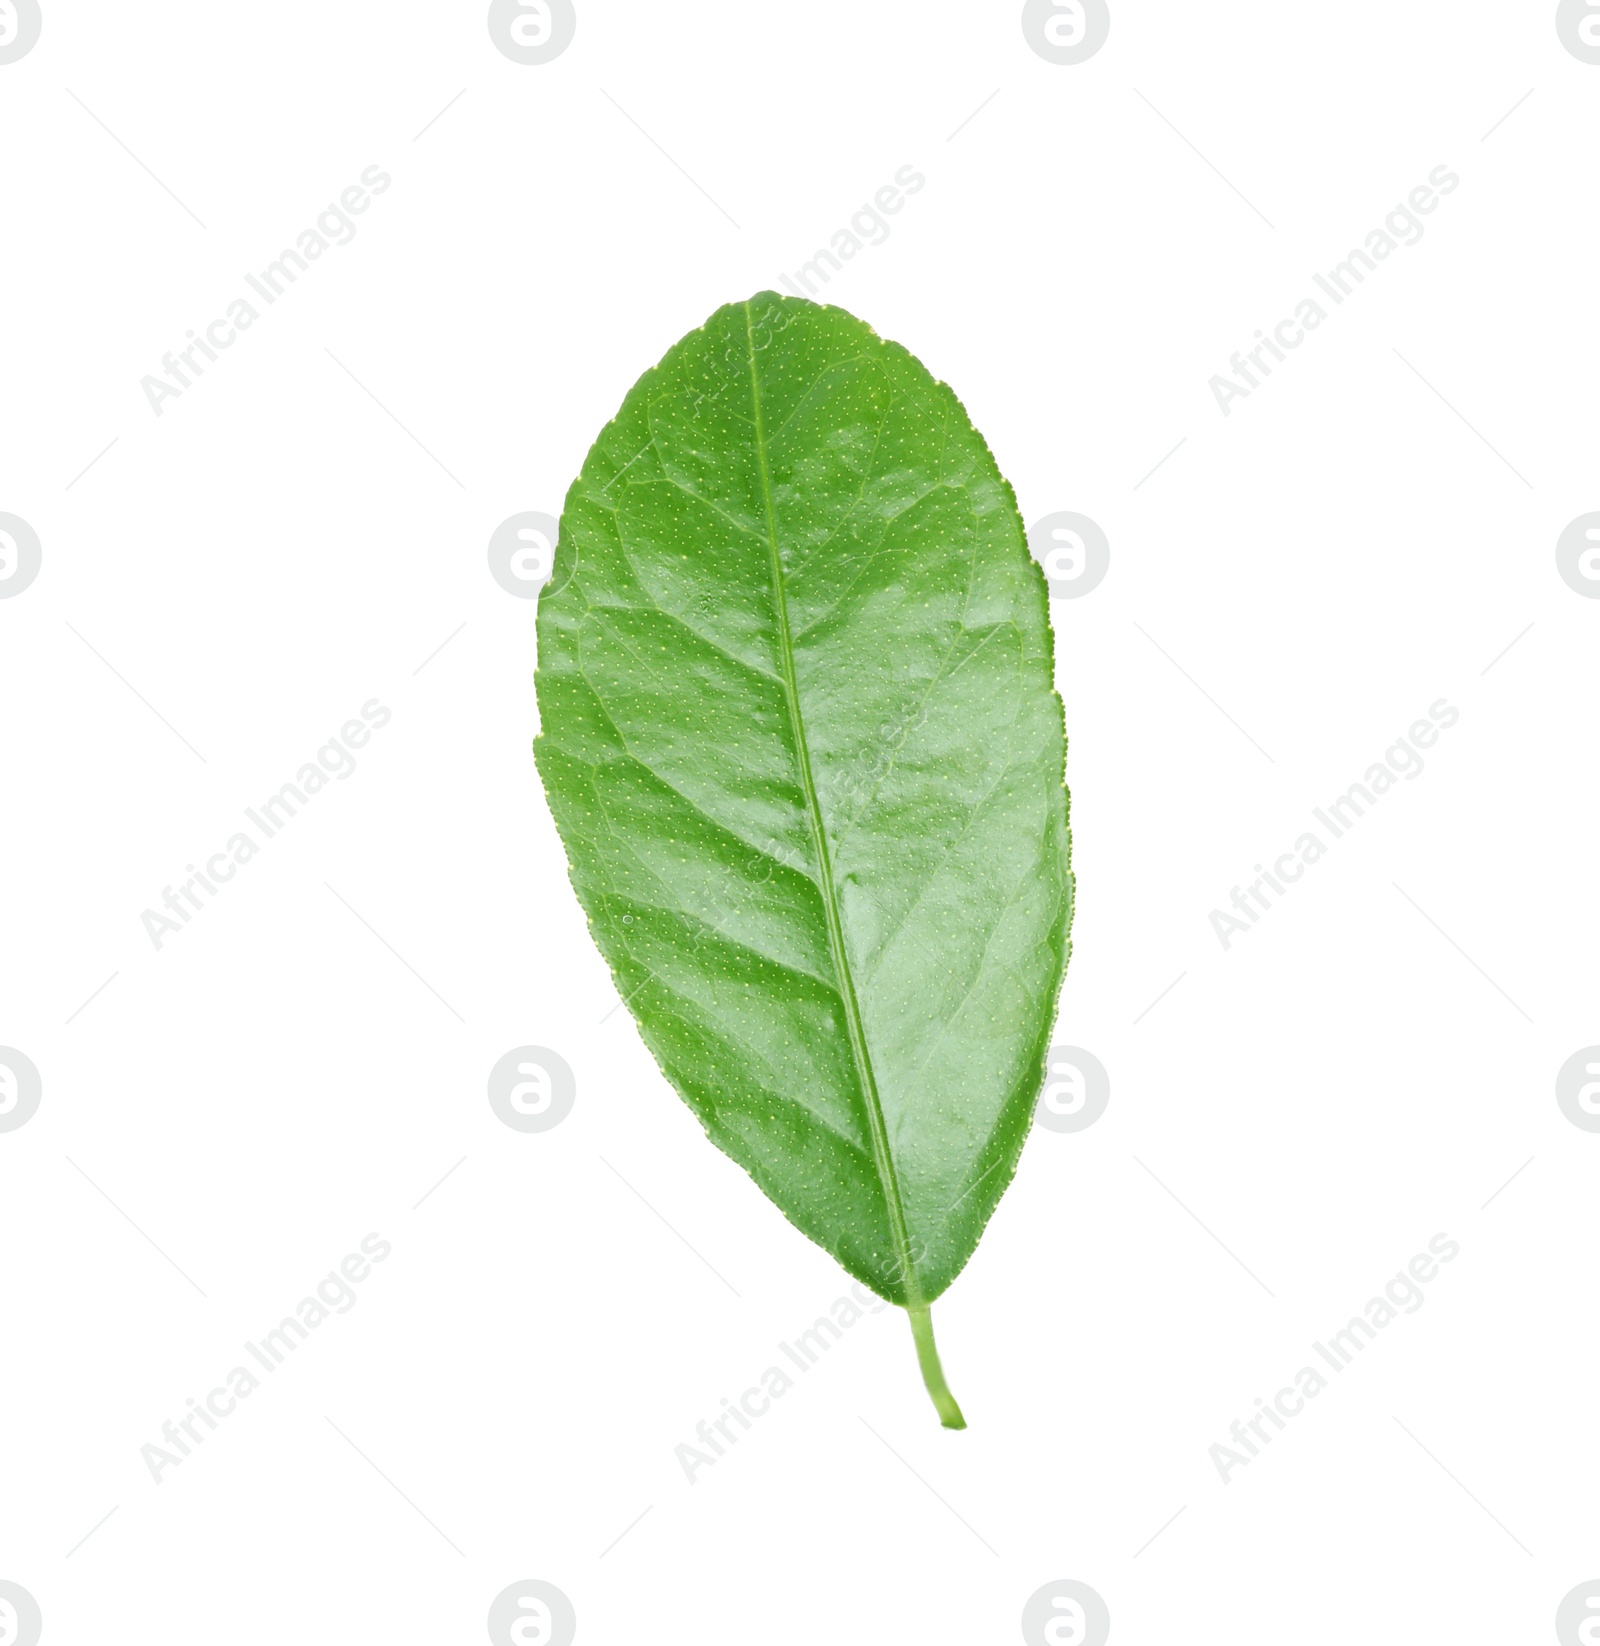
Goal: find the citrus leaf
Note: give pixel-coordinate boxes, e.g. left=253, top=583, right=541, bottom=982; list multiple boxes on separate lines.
left=535, top=293, right=1072, bottom=1426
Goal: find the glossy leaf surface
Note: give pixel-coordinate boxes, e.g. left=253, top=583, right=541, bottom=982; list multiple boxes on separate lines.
left=535, top=293, right=1072, bottom=1316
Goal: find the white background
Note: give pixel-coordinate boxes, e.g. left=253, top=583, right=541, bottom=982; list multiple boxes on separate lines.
left=2, top=3, right=1598, bottom=1642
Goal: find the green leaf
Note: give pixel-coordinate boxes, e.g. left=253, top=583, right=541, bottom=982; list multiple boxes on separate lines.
left=535, top=293, right=1072, bottom=1426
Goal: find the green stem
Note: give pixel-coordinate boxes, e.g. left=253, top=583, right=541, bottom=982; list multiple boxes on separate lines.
left=906, top=1304, right=967, bottom=1429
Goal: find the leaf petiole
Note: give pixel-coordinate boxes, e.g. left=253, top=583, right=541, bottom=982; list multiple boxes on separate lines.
left=906, top=1304, right=967, bottom=1429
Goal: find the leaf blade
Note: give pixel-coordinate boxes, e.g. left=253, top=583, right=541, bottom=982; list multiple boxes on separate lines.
left=535, top=293, right=1072, bottom=1311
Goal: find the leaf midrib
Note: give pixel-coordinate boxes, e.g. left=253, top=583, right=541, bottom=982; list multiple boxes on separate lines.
left=741, top=300, right=921, bottom=1305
